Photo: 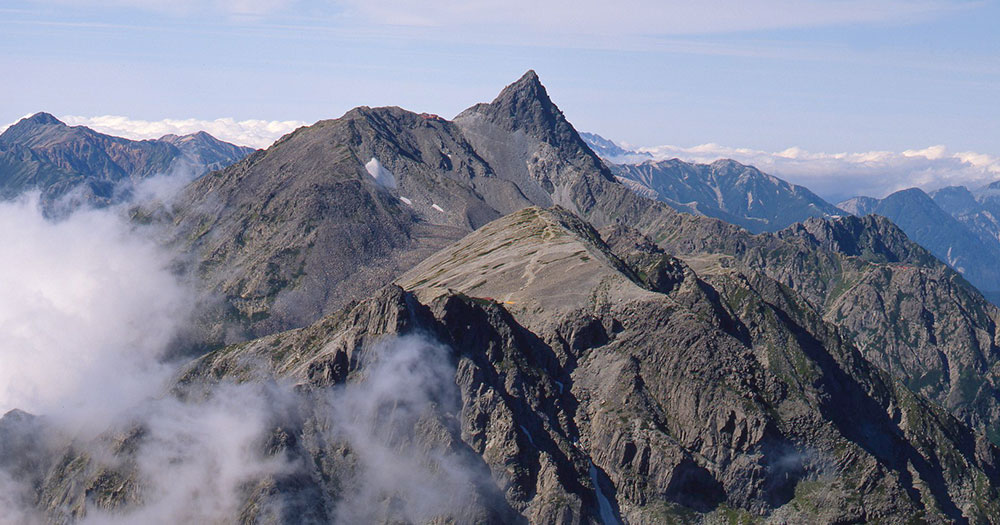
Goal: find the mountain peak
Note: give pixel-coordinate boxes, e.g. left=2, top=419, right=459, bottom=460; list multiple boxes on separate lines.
left=0, top=112, right=67, bottom=143
left=457, top=70, right=562, bottom=136
left=23, top=112, right=64, bottom=126
left=506, top=69, right=542, bottom=93
left=887, top=187, right=931, bottom=200
left=491, top=69, right=549, bottom=110
left=456, top=69, right=604, bottom=169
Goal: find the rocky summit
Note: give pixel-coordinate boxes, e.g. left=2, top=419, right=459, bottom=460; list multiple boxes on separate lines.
left=5, top=71, right=1000, bottom=524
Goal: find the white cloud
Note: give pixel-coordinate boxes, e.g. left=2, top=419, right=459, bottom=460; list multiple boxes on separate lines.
left=338, top=0, right=966, bottom=35
left=81, top=382, right=298, bottom=524
left=0, top=193, right=193, bottom=429
left=60, top=115, right=306, bottom=149
left=634, top=142, right=1000, bottom=201
left=22, top=0, right=971, bottom=34
left=318, top=335, right=482, bottom=523
left=24, top=0, right=294, bottom=17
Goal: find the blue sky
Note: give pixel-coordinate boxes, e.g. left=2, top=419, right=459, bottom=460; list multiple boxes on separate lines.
left=1, top=0, right=998, bottom=199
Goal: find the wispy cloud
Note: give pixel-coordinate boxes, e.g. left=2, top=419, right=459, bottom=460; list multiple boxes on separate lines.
left=634, top=142, right=1000, bottom=201
left=21, top=0, right=974, bottom=33
left=0, top=193, right=193, bottom=428
left=23, top=0, right=295, bottom=17
left=59, top=115, right=307, bottom=148
left=338, top=0, right=970, bottom=35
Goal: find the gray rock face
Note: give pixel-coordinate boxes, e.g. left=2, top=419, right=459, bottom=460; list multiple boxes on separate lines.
left=608, top=158, right=845, bottom=233
left=28, top=208, right=1000, bottom=523
left=165, top=106, right=490, bottom=341
left=658, top=211, right=1000, bottom=449
left=165, top=100, right=574, bottom=341
left=0, top=113, right=254, bottom=206
left=453, top=70, right=623, bottom=226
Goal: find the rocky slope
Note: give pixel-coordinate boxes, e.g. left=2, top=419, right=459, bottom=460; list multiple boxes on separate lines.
left=0, top=112, right=254, bottom=205
left=159, top=71, right=1000, bottom=450
left=165, top=70, right=687, bottom=340
left=23, top=207, right=1000, bottom=523
left=608, top=158, right=844, bottom=233
left=654, top=210, right=1000, bottom=447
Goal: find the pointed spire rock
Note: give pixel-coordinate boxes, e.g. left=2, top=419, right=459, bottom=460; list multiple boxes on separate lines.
left=453, top=70, right=624, bottom=225
left=496, top=69, right=545, bottom=101
left=466, top=70, right=565, bottom=139
left=456, top=70, right=606, bottom=173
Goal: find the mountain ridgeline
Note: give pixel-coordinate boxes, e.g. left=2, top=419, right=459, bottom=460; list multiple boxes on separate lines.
left=606, top=156, right=845, bottom=233
left=583, top=132, right=1000, bottom=306
left=5, top=72, right=1000, bottom=523
left=0, top=112, right=255, bottom=205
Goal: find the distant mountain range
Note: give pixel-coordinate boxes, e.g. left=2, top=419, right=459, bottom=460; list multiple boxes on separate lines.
left=933, top=181, right=1000, bottom=246
left=5, top=74, right=1000, bottom=522
left=577, top=131, right=652, bottom=163
left=839, top=187, right=1000, bottom=301
left=607, top=157, right=844, bottom=233
left=0, top=112, right=254, bottom=205
left=585, top=132, right=1000, bottom=302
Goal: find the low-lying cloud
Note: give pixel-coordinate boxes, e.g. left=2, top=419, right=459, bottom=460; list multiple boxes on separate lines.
left=58, top=115, right=307, bottom=149
left=0, top=193, right=193, bottom=428
left=634, top=142, right=1000, bottom=202
left=81, top=381, right=299, bottom=524
left=319, top=335, right=481, bottom=524
left=0, top=336, right=491, bottom=525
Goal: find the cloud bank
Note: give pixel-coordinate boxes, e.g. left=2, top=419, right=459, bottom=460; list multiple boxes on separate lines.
left=81, top=381, right=299, bottom=524
left=319, top=335, right=481, bottom=524
left=0, top=193, right=193, bottom=426
left=59, top=115, right=307, bottom=149
left=0, top=330, right=482, bottom=522
left=634, top=142, right=1000, bottom=202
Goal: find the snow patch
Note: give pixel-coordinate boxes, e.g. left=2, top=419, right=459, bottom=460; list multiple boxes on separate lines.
left=431, top=204, right=445, bottom=213
left=712, top=185, right=724, bottom=208
left=399, top=197, right=412, bottom=206
left=365, top=157, right=397, bottom=189
left=553, top=380, right=565, bottom=394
